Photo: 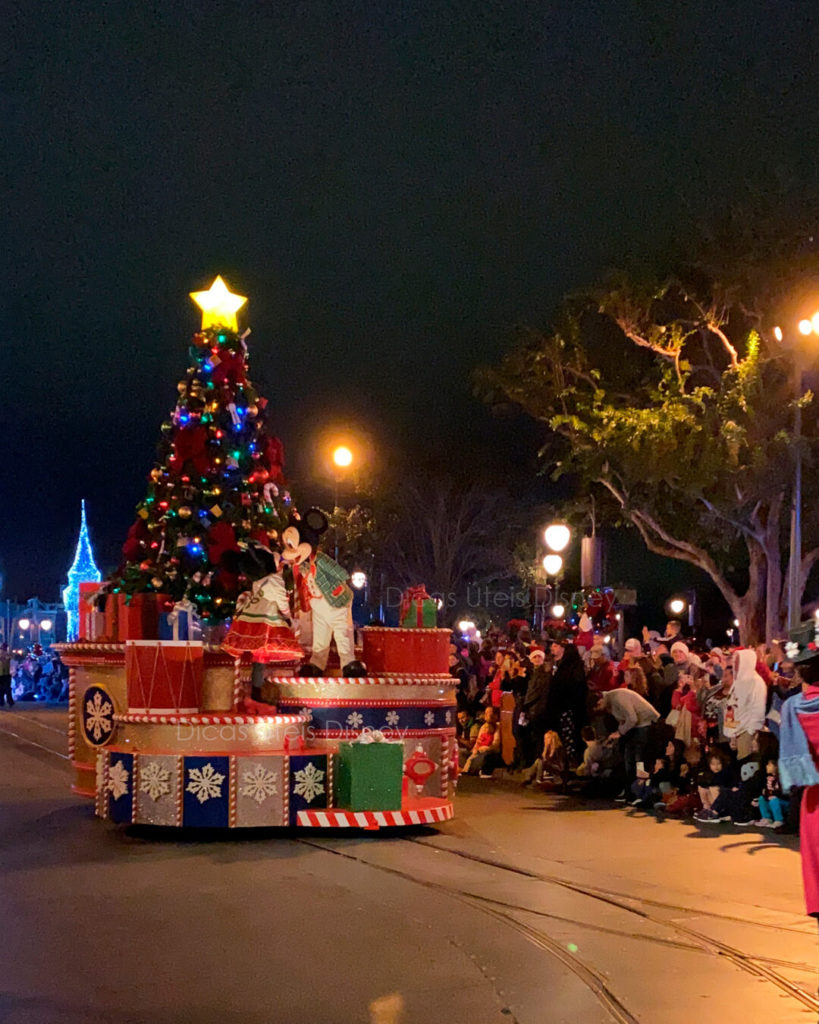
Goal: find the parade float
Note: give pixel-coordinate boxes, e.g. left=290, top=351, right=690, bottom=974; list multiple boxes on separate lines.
left=57, top=277, right=456, bottom=830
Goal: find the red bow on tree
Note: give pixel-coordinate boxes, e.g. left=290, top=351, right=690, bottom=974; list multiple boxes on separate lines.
left=168, top=424, right=209, bottom=477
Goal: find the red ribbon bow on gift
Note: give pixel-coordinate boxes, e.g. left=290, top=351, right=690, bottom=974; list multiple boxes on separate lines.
left=399, top=585, right=431, bottom=623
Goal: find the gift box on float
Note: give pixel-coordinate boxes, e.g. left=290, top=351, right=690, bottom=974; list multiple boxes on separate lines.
left=159, top=600, right=202, bottom=641
left=86, top=591, right=119, bottom=642
left=125, top=640, right=204, bottom=713
left=399, top=585, right=438, bottom=628
left=79, top=582, right=103, bottom=641
left=334, top=736, right=404, bottom=811
left=117, top=592, right=167, bottom=641
left=362, top=626, right=451, bottom=675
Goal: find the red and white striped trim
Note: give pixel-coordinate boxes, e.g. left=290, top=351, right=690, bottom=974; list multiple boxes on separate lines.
left=310, top=728, right=456, bottom=739
left=268, top=674, right=454, bottom=686
left=114, top=712, right=310, bottom=725
left=67, top=668, right=77, bottom=760
left=277, top=698, right=454, bottom=708
left=55, top=642, right=236, bottom=658
left=296, top=803, right=454, bottom=828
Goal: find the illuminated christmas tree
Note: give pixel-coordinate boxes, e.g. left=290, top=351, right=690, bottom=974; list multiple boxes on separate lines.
left=113, top=276, right=294, bottom=623
left=62, top=499, right=102, bottom=641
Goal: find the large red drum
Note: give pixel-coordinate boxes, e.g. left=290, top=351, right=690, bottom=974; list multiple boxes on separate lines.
left=362, top=627, right=451, bottom=675
left=125, top=640, right=204, bottom=713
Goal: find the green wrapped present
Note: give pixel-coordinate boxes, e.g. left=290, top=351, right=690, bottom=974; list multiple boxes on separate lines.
left=334, top=739, right=404, bottom=811
left=399, top=585, right=438, bottom=628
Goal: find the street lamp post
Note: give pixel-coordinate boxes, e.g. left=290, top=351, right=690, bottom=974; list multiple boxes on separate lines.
left=541, top=523, right=570, bottom=631
left=774, top=319, right=815, bottom=630
left=331, top=444, right=354, bottom=561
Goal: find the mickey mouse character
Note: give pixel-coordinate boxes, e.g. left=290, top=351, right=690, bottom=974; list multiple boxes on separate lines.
left=280, top=508, right=367, bottom=676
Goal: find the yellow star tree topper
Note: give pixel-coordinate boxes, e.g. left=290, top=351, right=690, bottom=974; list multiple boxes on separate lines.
left=190, top=275, right=247, bottom=331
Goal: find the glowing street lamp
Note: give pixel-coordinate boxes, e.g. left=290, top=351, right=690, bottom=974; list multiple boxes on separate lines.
left=458, top=619, right=475, bottom=633
left=350, top=571, right=367, bottom=590
left=668, top=597, right=686, bottom=616
left=18, top=618, right=30, bottom=631
left=544, top=524, right=571, bottom=552
left=40, top=619, right=53, bottom=633
left=542, top=554, right=563, bottom=577
left=551, top=603, right=565, bottom=619
left=332, top=445, right=353, bottom=468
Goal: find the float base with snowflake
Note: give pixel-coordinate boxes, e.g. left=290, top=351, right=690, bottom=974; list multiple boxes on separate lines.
left=59, top=625, right=456, bottom=830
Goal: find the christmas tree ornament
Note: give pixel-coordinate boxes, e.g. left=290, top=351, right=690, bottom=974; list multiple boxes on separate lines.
left=190, top=275, right=247, bottom=331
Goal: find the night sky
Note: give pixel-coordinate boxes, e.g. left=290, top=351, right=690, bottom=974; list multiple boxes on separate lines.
left=4, top=2, right=819, bottom=604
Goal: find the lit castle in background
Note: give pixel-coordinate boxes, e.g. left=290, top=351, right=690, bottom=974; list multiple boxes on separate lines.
left=62, top=500, right=102, bottom=641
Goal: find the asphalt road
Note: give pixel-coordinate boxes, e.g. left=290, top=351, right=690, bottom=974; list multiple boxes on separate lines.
left=1, top=707, right=818, bottom=1024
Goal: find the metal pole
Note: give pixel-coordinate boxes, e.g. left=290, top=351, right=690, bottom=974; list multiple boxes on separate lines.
left=788, top=367, right=803, bottom=631
left=333, top=475, right=339, bottom=561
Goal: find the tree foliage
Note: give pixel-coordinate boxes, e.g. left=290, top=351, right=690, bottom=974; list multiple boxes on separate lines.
left=479, top=223, right=819, bottom=642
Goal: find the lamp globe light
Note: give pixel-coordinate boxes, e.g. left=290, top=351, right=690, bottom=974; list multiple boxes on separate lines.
left=544, top=524, right=571, bottom=552
left=542, top=554, right=563, bottom=576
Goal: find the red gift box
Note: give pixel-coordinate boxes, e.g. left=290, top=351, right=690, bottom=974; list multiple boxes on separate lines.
left=117, top=592, right=167, bottom=641
left=125, top=640, right=204, bottom=713
left=101, top=592, right=119, bottom=642
left=362, top=627, right=451, bottom=674
left=79, top=582, right=102, bottom=641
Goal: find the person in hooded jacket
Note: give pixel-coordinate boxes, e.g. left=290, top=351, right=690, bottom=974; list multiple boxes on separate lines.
left=726, top=648, right=767, bottom=760
left=546, top=638, right=588, bottom=768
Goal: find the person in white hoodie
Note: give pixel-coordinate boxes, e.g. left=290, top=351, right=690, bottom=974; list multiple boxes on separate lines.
left=726, top=648, right=767, bottom=759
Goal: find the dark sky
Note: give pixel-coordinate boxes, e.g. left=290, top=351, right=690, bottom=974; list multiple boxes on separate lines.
left=4, top=1, right=819, bottom=602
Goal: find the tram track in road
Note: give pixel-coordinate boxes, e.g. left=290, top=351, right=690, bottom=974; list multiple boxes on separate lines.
left=0, top=713, right=69, bottom=760
left=300, top=835, right=819, bottom=1020
left=299, top=835, right=641, bottom=1024
left=405, top=836, right=819, bottom=1015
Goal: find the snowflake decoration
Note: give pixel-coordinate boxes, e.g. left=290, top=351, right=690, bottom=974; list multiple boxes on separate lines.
left=346, top=711, right=364, bottom=729
left=385, top=710, right=400, bottom=727
left=293, top=762, right=325, bottom=803
left=424, top=711, right=435, bottom=726
left=445, top=710, right=452, bottom=724
left=107, top=759, right=130, bottom=800
left=139, top=761, right=171, bottom=802
left=84, top=689, right=114, bottom=743
left=240, top=763, right=278, bottom=805
left=186, top=762, right=225, bottom=804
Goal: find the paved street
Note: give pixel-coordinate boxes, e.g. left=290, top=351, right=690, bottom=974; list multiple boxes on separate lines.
left=2, top=707, right=818, bottom=1024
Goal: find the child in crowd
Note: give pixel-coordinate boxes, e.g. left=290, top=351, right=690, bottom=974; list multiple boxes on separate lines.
left=663, top=742, right=706, bottom=817
left=755, top=759, right=788, bottom=829
left=694, top=749, right=734, bottom=822
left=522, top=730, right=566, bottom=785
left=463, top=707, right=502, bottom=778
left=575, top=725, right=608, bottom=777
left=629, top=754, right=672, bottom=807
left=456, top=709, right=481, bottom=768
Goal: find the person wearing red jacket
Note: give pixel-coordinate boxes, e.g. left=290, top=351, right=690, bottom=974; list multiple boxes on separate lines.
left=670, top=673, right=705, bottom=743
left=587, top=644, right=619, bottom=693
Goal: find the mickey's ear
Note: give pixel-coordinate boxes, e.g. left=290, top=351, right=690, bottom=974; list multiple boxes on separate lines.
left=303, top=507, right=329, bottom=535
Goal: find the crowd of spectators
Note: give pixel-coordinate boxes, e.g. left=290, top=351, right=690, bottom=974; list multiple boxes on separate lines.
left=451, top=619, right=804, bottom=833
